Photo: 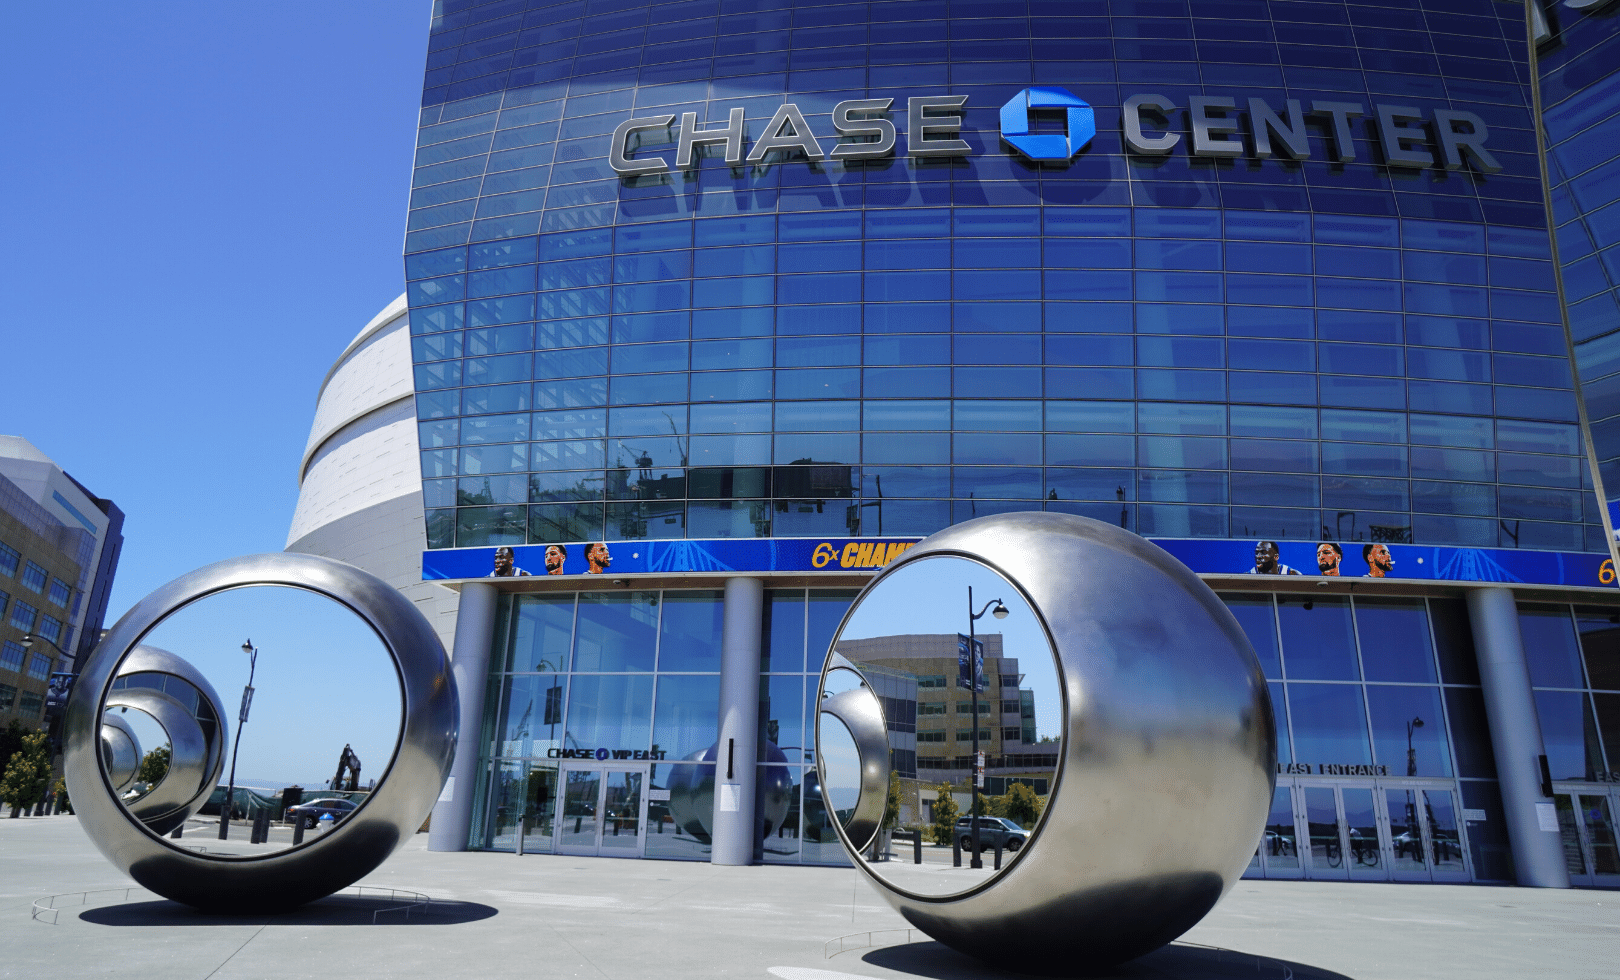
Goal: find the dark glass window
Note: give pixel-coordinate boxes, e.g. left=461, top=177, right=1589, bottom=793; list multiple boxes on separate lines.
left=658, top=591, right=724, bottom=671
left=574, top=591, right=658, bottom=672
left=1277, top=595, right=1360, bottom=681
left=1288, top=683, right=1373, bottom=764
left=1429, top=598, right=1482, bottom=685
left=1220, top=594, right=1281, bottom=679
left=1355, top=599, right=1437, bottom=683
left=1366, top=685, right=1452, bottom=777
left=1519, top=604, right=1586, bottom=688
left=1534, top=690, right=1605, bottom=780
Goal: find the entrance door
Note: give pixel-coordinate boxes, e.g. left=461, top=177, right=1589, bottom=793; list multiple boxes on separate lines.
left=1253, top=785, right=1303, bottom=878
left=1295, top=784, right=1387, bottom=880
left=556, top=765, right=647, bottom=858
left=1553, top=784, right=1620, bottom=887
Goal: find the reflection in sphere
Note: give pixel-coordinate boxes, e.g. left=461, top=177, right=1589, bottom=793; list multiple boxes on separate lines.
left=100, top=712, right=141, bottom=794
left=666, top=747, right=717, bottom=842
left=103, top=645, right=228, bottom=837
left=816, top=513, right=1274, bottom=973
left=756, top=742, right=791, bottom=839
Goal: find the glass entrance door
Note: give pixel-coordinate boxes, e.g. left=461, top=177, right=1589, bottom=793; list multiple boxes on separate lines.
left=556, top=765, right=647, bottom=858
left=1251, top=785, right=1303, bottom=878
left=1553, top=785, right=1620, bottom=887
left=1251, top=779, right=1474, bottom=883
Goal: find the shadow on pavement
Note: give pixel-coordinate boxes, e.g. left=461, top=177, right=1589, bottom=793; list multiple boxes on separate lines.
left=862, top=941, right=1354, bottom=979
left=78, top=896, right=499, bottom=927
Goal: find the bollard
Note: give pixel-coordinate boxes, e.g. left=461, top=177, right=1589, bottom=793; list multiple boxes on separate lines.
left=292, top=817, right=306, bottom=845
left=257, top=810, right=271, bottom=844
left=914, top=830, right=922, bottom=865
left=575, top=815, right=582, bottom=834
left=994, top=838, right=1002, bottom=871
left=517, top=815, right=527, bottom=856
left=952, top=833, right=962, bottom=868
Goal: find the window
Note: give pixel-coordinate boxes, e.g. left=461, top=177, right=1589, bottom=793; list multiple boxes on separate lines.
left=955, top=702, right=992, bottom=715
left=916, top=675, right=947, bottom=688
left=1002, top=727, right=1022, bottom=742
left=917, top=730, right=947, bottom=742
left=0, top=683, right=13, bottom=709
left=19, top=690, right=41, bottom=716
left=8, top=600, right=37, bottom=632
left=1001, top=699, right=1020, bottom=713
left=47, top=579, right=70, bottom=607
left=0, top=590, right=7, bottom=617
left=918, top=703, right=947, bottom=715
left=26, top=653, right=50, bottom=681
left=20, top=562, right=46, bottom=593
left=0, top=543, right=17, bottom=576
left=998, top=673, right=1020, bottom=687
left=38, top=616, right=62, bottom=645
left=0, top=642, right=21, bottom=672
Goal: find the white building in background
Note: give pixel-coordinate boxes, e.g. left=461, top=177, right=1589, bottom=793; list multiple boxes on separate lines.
left=285, top=295, right=456, bottom=650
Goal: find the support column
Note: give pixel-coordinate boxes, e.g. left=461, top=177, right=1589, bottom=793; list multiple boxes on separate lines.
left=711, top=576, right=764, bottom=866
left=428, top=582, right=499, bottom=852
left=1466, top=586, right=1570, bottom=888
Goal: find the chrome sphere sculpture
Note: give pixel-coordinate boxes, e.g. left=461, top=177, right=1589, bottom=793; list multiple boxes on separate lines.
left=100, top=711, right=142, bottom=795
left=63, top=553, right=457, bottom=912
left=103, top=645, right=228, bottom=837
left=815, top=512, right=1274, bottom=972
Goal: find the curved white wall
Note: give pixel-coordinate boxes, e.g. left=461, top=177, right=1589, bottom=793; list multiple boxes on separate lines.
left=286, top=294, right=457, bottom=650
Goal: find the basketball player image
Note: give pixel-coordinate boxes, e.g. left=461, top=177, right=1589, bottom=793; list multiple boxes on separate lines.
left=586, top=542, right=613, bottom=574
left=1363, top=543, right=1395, bottom=578
left=489, top=546, right=531, bottom=577
left=544, top=544, right=568, bottom=575
left=1249, top=540, right=1302, bottom=575
left=1316, top=542, right=1343, bottom=576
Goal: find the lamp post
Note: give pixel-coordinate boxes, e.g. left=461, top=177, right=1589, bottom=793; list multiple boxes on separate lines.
left=1405, top=716, right=1425, bottom=778
left=1404, top=716, right=1424, bottom=859
left=218, top=639, right=259, bottom=840
left=966, top=587, right=1009, bottom=870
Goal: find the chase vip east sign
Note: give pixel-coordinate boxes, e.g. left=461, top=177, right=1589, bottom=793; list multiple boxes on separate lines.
left=609, top=86, right=1501, bottom=175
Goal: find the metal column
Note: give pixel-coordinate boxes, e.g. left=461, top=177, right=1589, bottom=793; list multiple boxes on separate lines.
left=1466, top=586, right=1570, bottom=888
left=711, top=576, right=764, bottom=866
left=428, top=582, right=499, bottom=852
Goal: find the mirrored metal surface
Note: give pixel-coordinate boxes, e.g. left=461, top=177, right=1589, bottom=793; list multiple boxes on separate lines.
left=63, top=553, right=456, bottom=912
left=815, top=513, right=1274, bottom=973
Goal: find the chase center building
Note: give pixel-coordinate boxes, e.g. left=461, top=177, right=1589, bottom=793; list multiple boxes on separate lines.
left=390, top=0, right=1620, bottom=887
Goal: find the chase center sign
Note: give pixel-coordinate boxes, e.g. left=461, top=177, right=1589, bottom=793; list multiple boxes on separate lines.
left=609, top=86, right=1502, bottom=174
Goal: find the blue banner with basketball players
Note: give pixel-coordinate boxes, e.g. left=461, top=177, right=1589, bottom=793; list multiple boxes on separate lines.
left=424, top=535, right=1616, bottom=589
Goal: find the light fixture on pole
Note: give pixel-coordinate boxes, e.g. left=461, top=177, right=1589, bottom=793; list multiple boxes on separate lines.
left=964, top=587, right=1009, bottom=870
left=218, top=638, right=259, bottom=840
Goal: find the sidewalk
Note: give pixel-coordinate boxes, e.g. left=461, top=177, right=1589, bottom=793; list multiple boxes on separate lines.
left=0, top=815, right=1612, bottom=980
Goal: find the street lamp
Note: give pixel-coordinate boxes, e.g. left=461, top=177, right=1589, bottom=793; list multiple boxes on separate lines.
left=966, top=587, right=1009, bottom=870
left=218, top=638, right=259, bottom=840
left=1405, top=716, right=1424, bottom=778
left=1404, top=716, right=1424, bottom=860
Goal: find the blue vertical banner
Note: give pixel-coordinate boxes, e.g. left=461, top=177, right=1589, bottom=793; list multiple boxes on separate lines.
left=957, top=633, right=986, bottom=694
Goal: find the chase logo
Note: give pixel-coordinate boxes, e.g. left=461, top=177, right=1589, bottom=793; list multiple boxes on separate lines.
left=999, top=87, right=1095, bottom=162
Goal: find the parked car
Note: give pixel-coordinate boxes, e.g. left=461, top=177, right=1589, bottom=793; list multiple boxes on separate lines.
left=286, top=797, right=358, bottom=829
left=955, top=816, right=1028, bottom=853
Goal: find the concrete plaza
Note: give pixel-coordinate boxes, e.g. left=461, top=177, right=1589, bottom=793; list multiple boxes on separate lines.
left=0, top=814, right=1612, bottom=980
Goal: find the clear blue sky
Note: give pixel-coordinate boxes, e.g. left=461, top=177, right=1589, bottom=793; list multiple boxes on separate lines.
left=1, top=2, right=427, bottom=619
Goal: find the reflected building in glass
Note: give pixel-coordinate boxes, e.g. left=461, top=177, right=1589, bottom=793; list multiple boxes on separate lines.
left=382, top=0, right=1620, bottom=886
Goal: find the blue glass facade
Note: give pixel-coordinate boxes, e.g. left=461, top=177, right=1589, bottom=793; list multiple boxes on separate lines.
left=405, top=0, right=1607, bottom=556
left=1537, top=0, right=1620, bottom=540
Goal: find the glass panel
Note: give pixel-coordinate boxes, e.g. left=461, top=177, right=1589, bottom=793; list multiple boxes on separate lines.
left=1555, top=793, right=1587, bottom=875
left=758, top=763, right=801, bottom=863
left=1519, top=604, right=1586, bottom=688
left=573, top=591, right=658, bottom=672
left=652, top=674, right=720, bottom=760
left=1445, top=687, right=1499, bottom=778
left=1460, top=781, right=1513, bottom=881
left=1535, top=690, right=1605, bottom=780
left=762, top=589, right=806, bottom=673
left=1387, top=788, right=1428, bottom=873
left=1366, top=686, right=1452, bottom=777
left=760, top=674, right=806, bottom=762
left=1269, top=681, right=1291, bottom=765
left=1263, top=786, right=1299, bottom=870
left=1342, top=788, right=1381, bottom=873
left=646, top=762, right=715, bottom=861
left=1579, top=795, right=1619, bottom=875
left=806, top=589, right=858, bottom=673
left=560, top=769, right=601, bottom=849
left=565, top=675, right=654, bottom=753
left=497, top=675, right=568, bottom=757
left=510, top=594, right=575, bottom=672
left=1424, top=789, right=1465, bottom=874
left=1277, top=595, right=1360, bottom=680
left=658, top=590, right=725, bottom=671
left=1575, top=607, right=1620, bottom=692
left=1288, top=684, right=1373, bottom=765
left=524, top=764, right=557, bottom=853
left=599, top=771, right=643, bottom=850
left=1429, top=598, right=1480, bottom=685
left=1304, top=787, right=1344, bottom=872
left=1355, top=599, right=1437, bottom=683
left=484, top=760, right=525, bottom=852
left=1220, top=593, right=1281, bottom=679
left=801, top=766, right=848, bottom=866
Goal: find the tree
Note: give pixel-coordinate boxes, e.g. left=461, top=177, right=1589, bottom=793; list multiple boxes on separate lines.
left=54, top=777, right=71, bottom=815
left=137, top=746, right=171, bottom=786
left=0, top=721, right=28, bottom=774
left=882, top=770, right=903, bottom=831
left=0, top=733, right=51, bottom=817
left=929, top=781, right=959, bottom=844
left=999, top=781, right=1043, bottom=827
